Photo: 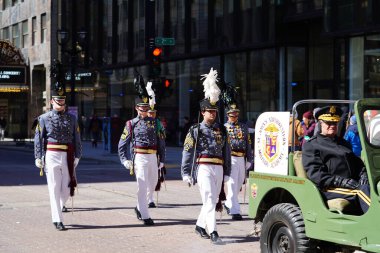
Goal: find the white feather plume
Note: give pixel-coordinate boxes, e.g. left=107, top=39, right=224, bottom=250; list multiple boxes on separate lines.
left=200, top=67, right=220, bottom=104
left=146, top=81, right=156, bottom=109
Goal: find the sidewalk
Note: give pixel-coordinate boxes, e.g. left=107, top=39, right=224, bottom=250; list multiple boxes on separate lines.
left=0, top=139, right=184, bottom=169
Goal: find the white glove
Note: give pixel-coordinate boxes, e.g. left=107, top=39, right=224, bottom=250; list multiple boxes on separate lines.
left=74, top=158, right=80, bottom=169
left=245, top=162, right=252, bottom=170
left=158, top=162, right=164, bottom=170
left=224, top=175, right=230, bottom=182
left=123, top=160, right=133, bottom=170
left=35, top=158, right=44, bottom=169
left=182, top=175, right=193, bottom=185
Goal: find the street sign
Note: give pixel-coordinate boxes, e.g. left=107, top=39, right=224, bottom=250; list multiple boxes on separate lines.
left=155, top=37, right=175, bottom=46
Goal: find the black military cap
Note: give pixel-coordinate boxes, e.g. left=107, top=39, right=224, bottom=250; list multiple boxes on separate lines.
left=315, top=105, right=342, bottom=122
left=51, top=81, right=66, bottom=99
left=226, top=103, right=240, bottom=114
left=200, top=99, right=218, bottom=111
left=136, top=96, right=149, bottom=107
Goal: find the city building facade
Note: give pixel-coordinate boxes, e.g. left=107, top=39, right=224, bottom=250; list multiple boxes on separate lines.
left=1, top=0, right=380, bottom=145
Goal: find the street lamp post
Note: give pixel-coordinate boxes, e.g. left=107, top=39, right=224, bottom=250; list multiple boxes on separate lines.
left=56, top=28, right=87, bottom=106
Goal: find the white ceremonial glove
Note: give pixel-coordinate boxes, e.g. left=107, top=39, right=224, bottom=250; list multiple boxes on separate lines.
left=245, top=162, right=252, bottom=170
left=74, top=158, right=80, bottom=169
left=123, top=160, right=133, bottom=170
left=158, top=162, right=164, bottom=170
left=224, top=175, right=230, bottom=182
left=183, top=175, right=193, bottom=186
left=35, top=158, right=44, bottom=169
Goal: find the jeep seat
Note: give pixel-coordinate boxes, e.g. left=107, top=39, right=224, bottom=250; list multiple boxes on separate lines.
left=292, top=151, right=350, bottom=212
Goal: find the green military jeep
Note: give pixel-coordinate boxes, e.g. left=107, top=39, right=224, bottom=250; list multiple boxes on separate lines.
left=248, top=99, right=380, bottom=253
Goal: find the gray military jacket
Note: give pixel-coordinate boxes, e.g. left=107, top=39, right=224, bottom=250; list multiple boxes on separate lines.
left=181, top=121, right=231, bottom=180
left=118, top=115, right=166, bottom=164
left=34, top=110, right=82, bottom=159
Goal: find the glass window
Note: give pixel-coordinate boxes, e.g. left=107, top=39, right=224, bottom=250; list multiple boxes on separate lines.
left=32, top=17, right=37, bottom=45
left=41, top=13, right=47, bottom=43
left=364, top=34, right=380, bottom=98
left=2, top=27, right=10, bottom=41
left=12, top=24, right=20, bottom=48
left=248, top=49, right=277, bottom=120
left=4, top=0, right=11, bottom=9
left=22, top=20, right=28, bottom=48
left=364, top=109, right=380, bottom=146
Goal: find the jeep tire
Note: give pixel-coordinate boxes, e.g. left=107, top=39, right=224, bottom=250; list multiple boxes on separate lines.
left=260, top=203, right=314, bottom=253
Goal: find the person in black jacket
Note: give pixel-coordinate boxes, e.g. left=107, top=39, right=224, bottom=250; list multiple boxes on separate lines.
left=302, top=105, right=370, bottom=214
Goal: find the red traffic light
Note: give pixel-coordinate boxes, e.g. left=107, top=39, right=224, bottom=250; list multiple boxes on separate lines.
left=152, top=47, right=162, bottom=57
left=164, top=79, right=173, bottom=88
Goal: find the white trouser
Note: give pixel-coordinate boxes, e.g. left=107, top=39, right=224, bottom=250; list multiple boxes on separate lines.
left=134, top=153, right=158, bottom=219
left=146, top=158, right=159, bottom=204
left=45, top=150, right=70, bottom=223
left=196, top=164, right=223, bottom=233
left=225, top=156, right=246, bottom=214
left=0, top=128, right=4, bottom=140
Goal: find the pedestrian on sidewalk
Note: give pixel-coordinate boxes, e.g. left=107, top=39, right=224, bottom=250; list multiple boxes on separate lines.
left=0, top=116, right=6, bottom=141
left=221, top=84, right=253, bottom=221
left=118, top=73, right=165, bottom=226
left=181, top=68, right=231, bottom=244
left=88, top=114, right=101, bottom=148
left=34, top=61, right=82, bottom=231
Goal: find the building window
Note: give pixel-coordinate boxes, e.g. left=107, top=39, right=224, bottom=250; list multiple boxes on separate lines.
left=3, top=0, right=11, bottom=9
left=22, top=20, right=28, bottom=47
left=2, top=27, right=10, bottom=41
left=32, top=17, right=37, bottom=45
left=41, top=13, right=47, bottom=43
left=12, top=24, right=20, bottom=48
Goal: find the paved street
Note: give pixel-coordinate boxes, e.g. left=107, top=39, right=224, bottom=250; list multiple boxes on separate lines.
left=0, top=141, right=260, bottom=253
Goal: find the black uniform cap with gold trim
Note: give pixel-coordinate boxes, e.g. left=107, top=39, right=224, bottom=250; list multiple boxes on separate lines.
left=315, top=105, right=342, bottom=122
left=51, top=82, right=66, bottom=99
left=200, top=99, right=218, bottom=111
left=50, top=59, right=66, bottom=99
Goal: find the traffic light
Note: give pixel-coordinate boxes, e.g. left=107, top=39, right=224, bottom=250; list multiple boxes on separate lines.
left=162, top=78, right=174, bottom=97
left=148, top=38, right=163, bottom=78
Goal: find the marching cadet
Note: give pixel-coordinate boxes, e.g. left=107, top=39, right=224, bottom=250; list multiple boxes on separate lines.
left=302, top=106, right=370, bottom=214
left=34, top=60, right=82, bottom=231
left=181, top=68, right=231, bottom=244
left=118, top=73, right=165, bottom=226
left=146, top=81, right=166, bottom=208
left=221, top=85, right=253, bottom=220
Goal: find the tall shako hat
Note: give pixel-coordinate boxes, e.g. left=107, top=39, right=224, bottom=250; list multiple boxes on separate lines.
left=315, top=105, right=343, bottom=122
left=146, top=81, right=156, bottom=112
left=50, top=59, right=66, bottom=99
left=133, top=70, right=149, bottom=107
left=199, top=67, right=221, bottom=111
left=221, top=81, right=239, bottom=114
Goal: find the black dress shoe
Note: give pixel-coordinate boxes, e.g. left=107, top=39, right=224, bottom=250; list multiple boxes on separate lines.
left=148, top=202, right=156, bottom=208
left=231, top=214, right=243, bottom=220
left=134, top=207, right=142, bottom=220
left=56, top=222, right=67, bottom=231
left=53, top=222, right=58, bottom=228
left=223, top=203, right=230, bottom=215
left=210, top=231, right=223, bottom=244
left=62, top=206, right=68, bottom=212
left=143, top=218, right=154, bottom=226
left=195, top=225, right=210, bottom=239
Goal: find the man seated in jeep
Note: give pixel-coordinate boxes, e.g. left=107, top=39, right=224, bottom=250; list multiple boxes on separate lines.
left=302, top=105, right=371, bottom=214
